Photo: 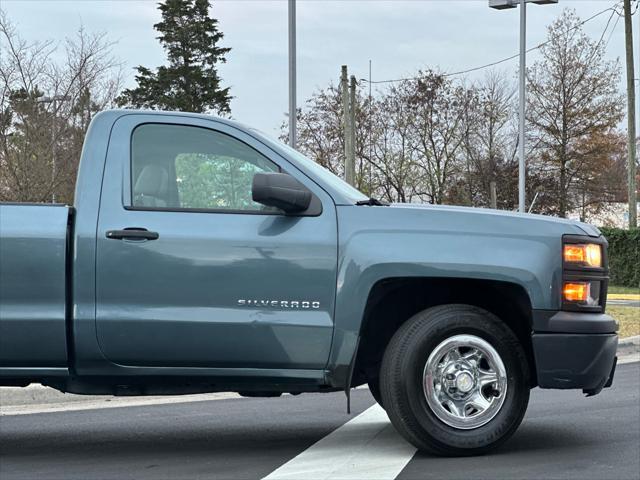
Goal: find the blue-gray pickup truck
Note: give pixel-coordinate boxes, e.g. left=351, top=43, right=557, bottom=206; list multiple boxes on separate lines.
left=0, top=110, right=618, bottom=455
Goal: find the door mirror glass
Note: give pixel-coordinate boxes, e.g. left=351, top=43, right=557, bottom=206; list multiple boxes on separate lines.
left=252, top=173, right=312, bottom=214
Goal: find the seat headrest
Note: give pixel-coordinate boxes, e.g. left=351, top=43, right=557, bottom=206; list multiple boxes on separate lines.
left=134, top=165, right=169, bottom=197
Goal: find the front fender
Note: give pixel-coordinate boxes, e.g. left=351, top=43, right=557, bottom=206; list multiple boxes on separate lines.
left=326, top=205, right=580, bottom=387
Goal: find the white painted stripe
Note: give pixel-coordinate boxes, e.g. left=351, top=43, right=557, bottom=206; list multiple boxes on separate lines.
left=263, top=404, right=416, bottom=480
left=0, top=392, right=241, bottom=416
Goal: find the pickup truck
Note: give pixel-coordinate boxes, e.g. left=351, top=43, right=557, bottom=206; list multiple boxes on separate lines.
left=0, top=110, right=618, bottom=456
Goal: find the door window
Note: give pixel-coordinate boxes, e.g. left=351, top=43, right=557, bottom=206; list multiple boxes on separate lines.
left=131, top=124, right=279, bottom=211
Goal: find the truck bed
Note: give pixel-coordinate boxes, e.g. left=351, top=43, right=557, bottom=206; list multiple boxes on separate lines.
left=0, top=204, right=71, bottom=371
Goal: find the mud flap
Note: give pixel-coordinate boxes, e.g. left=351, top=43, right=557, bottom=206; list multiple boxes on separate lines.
left=344, top=336, right=361, bottom=414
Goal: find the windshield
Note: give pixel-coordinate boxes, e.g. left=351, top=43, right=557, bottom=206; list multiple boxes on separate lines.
left=250, top=130, right=368, bottom=204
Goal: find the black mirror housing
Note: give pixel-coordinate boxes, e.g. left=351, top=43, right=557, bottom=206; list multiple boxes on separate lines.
left=252, top=173, right=312, bottom=214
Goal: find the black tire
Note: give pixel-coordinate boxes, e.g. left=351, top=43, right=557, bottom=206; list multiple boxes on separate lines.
left=380, top=304, right=530, bottom=456
left=368, top=376, right=384, bottom=408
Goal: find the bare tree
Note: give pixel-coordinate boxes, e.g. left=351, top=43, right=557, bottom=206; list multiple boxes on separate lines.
left=573, top=131, right=629, bottom=221
left=290, top=84, right=343, bottom=175
left=292, top=73, right=499, bottom=206
left=398, top=71, right=469, bottom=204
left=289, top=9, right=627, bottom=216
left=288, top=82, right=377, bottom=193
left=527, top=9, right=624, bottom=217
left=459, top=71, right=519, bottom=208
left=0, top=11, right=123, bottom=203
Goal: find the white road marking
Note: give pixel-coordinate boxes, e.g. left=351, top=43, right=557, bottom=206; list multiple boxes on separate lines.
left=0, top=392, right=241, bottom=416
left=263, top=404, right=416, bottom=480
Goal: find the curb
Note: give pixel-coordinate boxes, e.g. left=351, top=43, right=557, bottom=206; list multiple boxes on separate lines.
left=0, top=391, right=242, bottom=416
left=608, top=294, right=640, bottom=301
left=618, top=335, right=640, bottom=356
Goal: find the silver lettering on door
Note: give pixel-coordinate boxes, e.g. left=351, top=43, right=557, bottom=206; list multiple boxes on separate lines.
left=237, top=299, right=321, bottom=309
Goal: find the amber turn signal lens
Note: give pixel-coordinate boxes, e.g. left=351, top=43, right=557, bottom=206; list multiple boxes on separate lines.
left=563, top=244, right=602, bottom=267
left=563, top=282, right=589, bottom=302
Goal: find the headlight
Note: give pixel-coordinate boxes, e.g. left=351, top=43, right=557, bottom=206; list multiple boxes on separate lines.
left=563, top=243, right=602, bottom=268
left=561, top=235, right=608, bottom=312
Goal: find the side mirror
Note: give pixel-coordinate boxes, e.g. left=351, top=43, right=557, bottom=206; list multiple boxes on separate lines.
left=252, top=172, right=312, bottom=214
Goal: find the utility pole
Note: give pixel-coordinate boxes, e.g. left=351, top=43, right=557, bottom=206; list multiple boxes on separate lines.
left=624, top=0, right=637, bottom=228
left=341, top=66, right=354, bottom=186
left=339, top=67, right=357, bottom=186
left=288, top=0, right=297, bottom=149
left=348, top=75, right=357, bottom=186
left=490, top=181, right=497, bottom=209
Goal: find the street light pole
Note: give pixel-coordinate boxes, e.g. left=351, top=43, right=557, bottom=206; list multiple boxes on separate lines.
left=288, top=0, right=297, bottom=149
left=518, top=0, right=526, bottom=213
left=489, top=0, right=558, bottom=213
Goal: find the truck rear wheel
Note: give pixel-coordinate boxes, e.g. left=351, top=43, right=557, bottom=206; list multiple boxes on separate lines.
left=380, top=304, right=530, bottom=456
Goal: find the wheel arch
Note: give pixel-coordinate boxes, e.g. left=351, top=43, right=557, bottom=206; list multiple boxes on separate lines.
left=350, top=277, right=536, bottom=389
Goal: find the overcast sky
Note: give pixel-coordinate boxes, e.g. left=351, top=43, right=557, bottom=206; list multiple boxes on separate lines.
left=3, top=0, right=639, bottom=135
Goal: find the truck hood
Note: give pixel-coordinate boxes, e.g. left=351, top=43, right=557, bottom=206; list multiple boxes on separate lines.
left=335, top=202, right=598, bottom=312
left=379, top=203, right=601, bottom=237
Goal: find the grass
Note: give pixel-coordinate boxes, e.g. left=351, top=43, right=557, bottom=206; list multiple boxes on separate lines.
left=608, top=305, right=639, bottom=339
left=609, top=285, right=640, bottom=296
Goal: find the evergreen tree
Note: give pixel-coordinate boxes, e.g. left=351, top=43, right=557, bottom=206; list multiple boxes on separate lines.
left=117, top=0, right=231, bottom=114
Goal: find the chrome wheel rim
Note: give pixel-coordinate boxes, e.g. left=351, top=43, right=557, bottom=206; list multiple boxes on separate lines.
left=423, top=334, right=507, bottom=430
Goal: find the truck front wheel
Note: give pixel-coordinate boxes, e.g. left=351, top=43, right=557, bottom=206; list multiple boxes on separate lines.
left=380, top=304, right=530, bottom=456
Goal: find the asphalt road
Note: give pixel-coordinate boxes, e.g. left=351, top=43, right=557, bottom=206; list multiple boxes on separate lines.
left=1, top=363, right=639, bottom=480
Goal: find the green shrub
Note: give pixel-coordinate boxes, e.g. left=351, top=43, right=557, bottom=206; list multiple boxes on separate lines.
left=600, top=227, right=639, bottom=288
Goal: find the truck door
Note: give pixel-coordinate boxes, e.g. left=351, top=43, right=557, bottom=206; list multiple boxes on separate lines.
left=95, top=115, right=337, bottom=370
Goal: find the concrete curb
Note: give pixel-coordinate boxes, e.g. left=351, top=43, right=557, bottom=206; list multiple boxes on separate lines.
left=619, top=335, right=640, bottom=346
left=618, top=335, right=640, bottom=362
left=608, top=294, right=640, bottom=301
left=0, top=391, right=242, bottom=416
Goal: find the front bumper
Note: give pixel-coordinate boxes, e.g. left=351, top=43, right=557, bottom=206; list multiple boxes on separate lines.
left=532, top=311, right=618, bottom=395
